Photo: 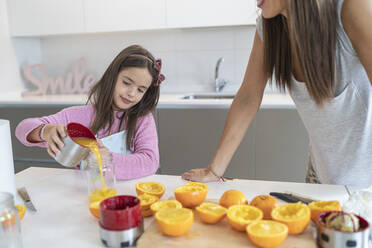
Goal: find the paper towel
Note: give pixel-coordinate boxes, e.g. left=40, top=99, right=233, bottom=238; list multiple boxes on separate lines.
left=0, top=119, right=16, bottom=196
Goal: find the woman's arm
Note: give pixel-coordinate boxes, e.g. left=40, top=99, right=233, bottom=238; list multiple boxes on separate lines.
left=182, top=30, right=268, bottom=182
left=113, top=114, right=159, bottom=180
left=342, top=0, right=372, bottom=84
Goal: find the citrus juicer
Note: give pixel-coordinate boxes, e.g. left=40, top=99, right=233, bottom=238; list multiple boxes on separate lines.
left=54, top=122, right=96, bottom=167
left=99, top=195, right=144, bottom=247
left=317, top=211, right=370, bottom=248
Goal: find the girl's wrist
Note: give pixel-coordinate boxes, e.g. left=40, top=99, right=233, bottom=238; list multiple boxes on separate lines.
left=39, top=124, right=48, bottom=141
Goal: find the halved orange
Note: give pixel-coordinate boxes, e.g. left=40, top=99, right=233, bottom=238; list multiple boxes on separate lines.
left=89, top=201, right=101, bottom=219
left=155, top=208, right=194, bottom=236
left=227, top=205, right=263, bottom=232
left=195, top=202, right=227, bottom=224
left=88, top=188, right=117, bottom=203
left=219, top=190, right=247, bottom=208
left=174, top=182, right=209, bottom=208
left=0, top=211, right=16, bottom=227
left=247, top=220, right=288, bottom=248
left=138, top=193, right=159, bottom=210
left=16, top=205, right=26, bottom=220
left=150, top=200, right=183, bottom=214
left=1, top=205, right=26, bottom=227
left=138, top=193, right=160, bottom=217
left=271, top=202, right=310, bottom=234
left=141, top=208, right=154, bottom=217
left=308, top=200, right=341, bottom=223
left=136, top=182, right=165, bottom=199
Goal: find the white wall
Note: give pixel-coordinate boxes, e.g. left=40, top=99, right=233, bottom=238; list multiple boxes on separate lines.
left=0, top=0, right=24, bottom=95
left=36, top=26, right=256, bottom=94
left=12, top=20, right=280, bottom=94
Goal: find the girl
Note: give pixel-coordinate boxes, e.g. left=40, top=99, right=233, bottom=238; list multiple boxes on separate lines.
left=182, top=0, right=372, bottom=186
left=16, top=45, right=165, bottom=180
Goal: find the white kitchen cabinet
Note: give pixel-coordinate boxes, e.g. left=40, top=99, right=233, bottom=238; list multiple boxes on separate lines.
left=0, top=106, right=66, bottom=173
left=166, top=0, right=257, bottom=28
left=7, top=0, right=256, bottom=36
left=7, top=0, right=85, bottom=36
left=83, top=0, right=166, bottom=33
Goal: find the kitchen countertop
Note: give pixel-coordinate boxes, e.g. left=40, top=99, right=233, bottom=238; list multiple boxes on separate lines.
left=15, top=167, right=350, bottom=248
left=0, top=92, right=295, bottom=109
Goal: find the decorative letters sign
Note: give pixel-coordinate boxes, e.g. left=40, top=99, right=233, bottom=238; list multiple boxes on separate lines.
left=22, top=58, right=96, bottom=96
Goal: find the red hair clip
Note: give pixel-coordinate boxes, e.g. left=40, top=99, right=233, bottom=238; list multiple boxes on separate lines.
left=154, top=59, right=165, bottom=86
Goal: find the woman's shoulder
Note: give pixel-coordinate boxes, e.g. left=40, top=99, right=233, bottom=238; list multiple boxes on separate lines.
left=339, top=0, right=371, bottom=55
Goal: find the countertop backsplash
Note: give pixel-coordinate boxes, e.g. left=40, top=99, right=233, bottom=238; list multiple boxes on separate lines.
left=8, top=25, right=285, bottom=96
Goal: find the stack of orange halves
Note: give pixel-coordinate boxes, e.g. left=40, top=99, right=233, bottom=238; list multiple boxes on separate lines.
left=136, top=182, right=165, bottom=217
left=135, top=181, right=342, bottom=248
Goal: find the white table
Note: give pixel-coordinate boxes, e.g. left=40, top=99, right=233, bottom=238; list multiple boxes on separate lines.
left=16, top=167, right=350, bottom=248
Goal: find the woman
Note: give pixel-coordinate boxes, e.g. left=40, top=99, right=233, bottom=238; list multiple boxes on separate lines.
left=182, top=0, right=372, bottom=186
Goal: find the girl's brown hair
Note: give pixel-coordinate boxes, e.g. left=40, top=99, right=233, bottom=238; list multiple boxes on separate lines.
left=87, top=45, right=160, bottom=150
left=263, top=0, right=338, bottom=106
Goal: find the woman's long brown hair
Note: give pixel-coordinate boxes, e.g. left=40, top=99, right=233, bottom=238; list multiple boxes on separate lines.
left=87, top=45, right=160, bottom=150
left=263, top=0, right=338, bottom=106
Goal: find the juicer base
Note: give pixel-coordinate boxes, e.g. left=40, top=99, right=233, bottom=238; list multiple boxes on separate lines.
left=99, top=222, right=144, bottom=248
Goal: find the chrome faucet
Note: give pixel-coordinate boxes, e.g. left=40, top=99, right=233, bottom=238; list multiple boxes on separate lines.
left=215, top=57, right=228, bottom=92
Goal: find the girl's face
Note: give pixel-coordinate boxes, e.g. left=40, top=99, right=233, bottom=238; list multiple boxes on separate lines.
left=257, top=0, right=287, bottom=18
left=113, top=67, right=153, bottom=110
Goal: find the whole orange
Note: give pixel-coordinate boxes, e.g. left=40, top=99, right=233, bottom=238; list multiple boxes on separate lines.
left=219, top=190, right=247, bottom=208
left=250, top=195, right=280, bottom=220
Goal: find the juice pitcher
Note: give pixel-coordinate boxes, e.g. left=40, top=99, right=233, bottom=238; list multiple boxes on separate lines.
left=85, top=149, right=117, bottom=203
left=0, top=192, right=22, bottom=248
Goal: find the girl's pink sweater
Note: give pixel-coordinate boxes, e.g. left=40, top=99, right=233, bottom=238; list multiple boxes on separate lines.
left=15, top=105, right=159, bottom=180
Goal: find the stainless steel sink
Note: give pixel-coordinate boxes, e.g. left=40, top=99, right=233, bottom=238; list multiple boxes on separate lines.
left=181, top=93, right=235, bottom=100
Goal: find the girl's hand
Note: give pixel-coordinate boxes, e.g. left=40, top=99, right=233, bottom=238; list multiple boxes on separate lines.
left=96, top=139, right=108, bottom=150
left=86, top=139, right=111, bottom=166
left=42, top=124, right=67, bottom=158
left=181, top=168, right=220, bottom=182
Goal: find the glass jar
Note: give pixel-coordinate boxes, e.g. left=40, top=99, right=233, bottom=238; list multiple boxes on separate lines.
left=85, top=149, right=117, bottom=203
left=0, top=192, right=23, bottom=248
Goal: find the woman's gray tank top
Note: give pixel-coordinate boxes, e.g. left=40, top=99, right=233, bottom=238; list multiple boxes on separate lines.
left=256, top=0, right=372, bottom=186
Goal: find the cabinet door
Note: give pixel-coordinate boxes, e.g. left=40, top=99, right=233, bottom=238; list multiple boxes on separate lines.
left=84, top=0, right=166, bottom=33
left=7, top=0, right=85, bottom=36
left=158, top=109, right=255, bottom=179
left=255, top=109, right=309, bottom=183
left=0, top=107, right=66, bottom=173
left=166, top=0, right=257, bottom=28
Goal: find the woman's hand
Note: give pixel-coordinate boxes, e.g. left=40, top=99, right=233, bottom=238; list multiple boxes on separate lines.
left=181, top=168, right=220, bottom=182
left=42, top=124, right=66, bottom=158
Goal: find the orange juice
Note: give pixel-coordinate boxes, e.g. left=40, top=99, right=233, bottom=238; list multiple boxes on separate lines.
left=72, top=137, right=106, bottom=189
